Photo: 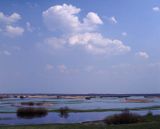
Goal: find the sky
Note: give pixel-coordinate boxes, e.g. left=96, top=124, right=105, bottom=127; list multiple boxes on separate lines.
left=0, top=0, right=160, bottom=93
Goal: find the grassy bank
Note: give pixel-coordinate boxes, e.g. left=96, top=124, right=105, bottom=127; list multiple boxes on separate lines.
left=1, top=122, right=160, bottom=129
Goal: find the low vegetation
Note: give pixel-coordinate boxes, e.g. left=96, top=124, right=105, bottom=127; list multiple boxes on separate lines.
left=17, top=107, right=48, bottom=119
left=58, top=107, right=69, bottom=118
left=104, top=110, right=143, bottom=125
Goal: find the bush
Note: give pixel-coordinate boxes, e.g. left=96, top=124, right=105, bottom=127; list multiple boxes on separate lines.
left=104, top=110, right=143, bottom=125
left=20, top=96, right=24, bottom=99
left=146, top=111, right=153, bottom=117
left=59, top=107, right=69, bottom=118
left=144, top=111, right=154, bottom=122
left=17, top=107, right=48, bottom=119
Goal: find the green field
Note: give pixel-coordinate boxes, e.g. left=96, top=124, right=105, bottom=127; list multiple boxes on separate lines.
left=1, top=122, right=160, bottom=129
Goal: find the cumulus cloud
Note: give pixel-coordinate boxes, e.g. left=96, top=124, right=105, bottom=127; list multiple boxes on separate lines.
left=42, top=4, right=81, bottom=32
left=135, top=51, right=149, bottom=59
left=84, top=12, right=103, bottom=25
left=5, top=25, right=24, bottom=37
left=69, top=33, right=130, bottom=55
left=0, top=12, right=24, bottom=37
left=42, top=4, right=131, bottom=56
left=108, top=16, right=117, bottom=24
left=42, top=4, right=103, bottom=33
left=153, top=6, right=160, bottom=12
left=82, top=12, right=103, bottom=31
left=0, top=12, right=21, bottom=24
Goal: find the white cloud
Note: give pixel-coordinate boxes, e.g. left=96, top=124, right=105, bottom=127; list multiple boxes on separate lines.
left=42, top=4, right=103, bottom=33
left=42, top=4, right=81, bottom=32
left=135, top=51, right=149, bottom=59
left=82, top=12, right=103, bottom=31
left=84, top=12, right=103, bottom=25
left=69, top=33, right=130, bottom=55
left=153, top=6, right=160, bottom=12
left=0, top=12, right=24, bottom=37
left=42, top=4, right=131, bottom=56
left=0, top=12, right=21, bottom=24
left=5, top=25, right=24, bottom=37
left=109, top=16, right=117, bottom=24
left=122, top=32, right=127, bottom=36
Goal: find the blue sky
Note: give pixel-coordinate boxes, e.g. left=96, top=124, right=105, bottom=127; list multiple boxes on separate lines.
left=0, top=0, right=160, bottom=93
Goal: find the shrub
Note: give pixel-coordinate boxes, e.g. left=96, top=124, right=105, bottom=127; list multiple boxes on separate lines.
left=144, top=111, right=154, bottom=122
left=20, top=96, right=24, bottom=99
left=104, top=110, right=143, bottom=125
left=85, top=97, right=91, bottom=100
left=17, top=107, right=48, bottom=119
left=59, top=107, right=69, bottom=118
left=146, top=111, right=153, bottom=117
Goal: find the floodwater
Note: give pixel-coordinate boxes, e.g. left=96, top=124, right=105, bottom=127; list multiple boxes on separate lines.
left=0, top=110, right=160, bottom=125
left=0, top=96, right=160, bottom=125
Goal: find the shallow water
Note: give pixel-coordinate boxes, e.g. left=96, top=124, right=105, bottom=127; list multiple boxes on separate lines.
left=1, top=96, right=160, bottom=125
left=1, top=97, right=160, bottom=112
left=0, top=110, right=160, bottom=125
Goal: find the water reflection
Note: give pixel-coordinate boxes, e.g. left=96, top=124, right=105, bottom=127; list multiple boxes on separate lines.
left=0, top=110, right=160, bottom=125
left=59, top=107, right=69, bottom=118
left=16, top=107, right=48, bottom=119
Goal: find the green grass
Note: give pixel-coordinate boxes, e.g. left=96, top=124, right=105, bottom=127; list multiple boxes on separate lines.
left=1, top=122, right=160, bottom=129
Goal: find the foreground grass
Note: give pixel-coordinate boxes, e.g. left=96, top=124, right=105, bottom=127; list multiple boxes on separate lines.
left=1, top=122, right=160, bottom=129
